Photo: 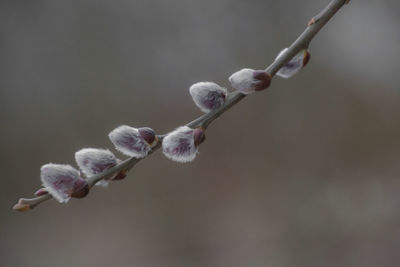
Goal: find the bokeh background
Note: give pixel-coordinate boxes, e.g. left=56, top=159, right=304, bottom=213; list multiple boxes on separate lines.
left=1, top=0, right=400, bottom=266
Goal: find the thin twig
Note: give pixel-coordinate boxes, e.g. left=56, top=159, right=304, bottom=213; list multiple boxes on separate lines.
left=14, top=0, right=349, bottom=211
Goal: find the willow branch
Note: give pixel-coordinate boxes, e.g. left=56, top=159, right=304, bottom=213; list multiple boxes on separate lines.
left=14, top=0, right=349, bottom=211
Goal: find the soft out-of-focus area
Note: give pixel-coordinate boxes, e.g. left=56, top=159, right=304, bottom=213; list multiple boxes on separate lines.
left=1, top=0, right=400, bottom=266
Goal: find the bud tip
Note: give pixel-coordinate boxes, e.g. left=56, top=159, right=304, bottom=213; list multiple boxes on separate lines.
left=13, top=199, right=31, bottom=212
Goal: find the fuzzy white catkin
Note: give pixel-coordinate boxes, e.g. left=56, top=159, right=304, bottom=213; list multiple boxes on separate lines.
left=75, top=148, right=118, bottom=187
left=275, top=48, right=307, bottom=79
left=109, top=125, right=151, bottom=158
left=189, top=82, right=227, bottom=113
left=162, top=126, right=198, bottom=163
left=228, top=68, right=257, bottom=94
left=40, top=164, right=80, bottom=203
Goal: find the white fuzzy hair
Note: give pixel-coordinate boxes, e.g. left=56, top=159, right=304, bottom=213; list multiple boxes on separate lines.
left=228, top=68, right=257, bottom=95
left=189, top=82, right=227, bottom=113
left=275, top=48, right=306, bottom=79
left=75, top=148, right=117, bottom=187
left=40, top=163, right=80, bottom=203
left=162, top=126, right=198, bottom=163
left=109, top=125, right=151, bottom=158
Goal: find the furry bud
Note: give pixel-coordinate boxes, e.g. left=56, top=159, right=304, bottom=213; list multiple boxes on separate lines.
left=229, top=68, right=271, bottom=94
left=109, top=125, right=156, bottom=158
left=162, top=126, right=205, bottom=163
left=40, top=164, right=89, bottom=203
left=189, top=82, right=227, bottom=113
left=275, top=48, right=311, bottom=78
left=75, top=148, right=118, bottom=187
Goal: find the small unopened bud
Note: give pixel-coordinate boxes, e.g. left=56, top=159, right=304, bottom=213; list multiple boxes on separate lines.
left=112, top=169, right=128, bottom=181
left=40, top=164, right=89, bottom=203
left=162, top=126, right=205, bottom=163
left=109, top=125, right=156, bottom=158
left=75, top=148, right=119, bottom=187
left=34, top=188, right=48, bottom=196
left=275, top=48, right=311, bottom=79
left=189, top=82, right=227, bottom=113
left=13, top=199, right=31, bottom=212
left=229, top=68, right=271, bottom=94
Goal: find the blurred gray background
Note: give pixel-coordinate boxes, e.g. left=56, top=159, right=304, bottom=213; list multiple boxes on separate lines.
left=1, top=0, right=400, bottom=266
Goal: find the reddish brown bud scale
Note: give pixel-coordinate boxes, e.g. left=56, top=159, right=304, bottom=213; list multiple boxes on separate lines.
left=34, top=188, right=48, bottom=196
left=113, top=170, right=128, bottom=181
left=303, top=50, right=311, bottom=67
left=193, top=128, right=206, bottom=147
left=71, top=179, right=89, bottom=199
left=253, top=71, right=271, bottom=91
left=138, top=127, right=156, bottom=146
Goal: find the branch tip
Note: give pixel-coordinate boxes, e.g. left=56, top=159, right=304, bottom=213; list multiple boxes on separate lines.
left=13, top=199, right=31, bottom=212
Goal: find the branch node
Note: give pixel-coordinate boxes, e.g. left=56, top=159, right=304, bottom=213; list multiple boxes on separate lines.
left=308, top=17, right=317, bottom=26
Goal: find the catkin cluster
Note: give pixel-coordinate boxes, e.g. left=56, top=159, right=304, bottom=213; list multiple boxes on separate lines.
left=13, top=48, right=310, bottom=210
